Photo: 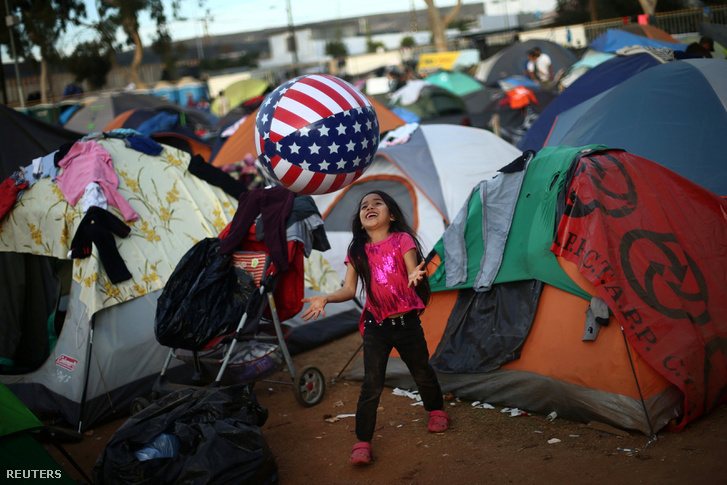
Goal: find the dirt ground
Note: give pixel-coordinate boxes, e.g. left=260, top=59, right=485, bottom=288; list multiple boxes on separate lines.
left=47, top=331, right=727, bottom=485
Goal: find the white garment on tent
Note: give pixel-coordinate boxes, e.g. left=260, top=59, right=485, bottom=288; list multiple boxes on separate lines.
left=81, top=182, right=108, bottom=214
left=389, top=80, right=429, bottom=106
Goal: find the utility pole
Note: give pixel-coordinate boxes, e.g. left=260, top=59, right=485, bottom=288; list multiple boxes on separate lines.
left=4, top=0, right=24, bottom=107
left=286, top=0, right=298, bottom=76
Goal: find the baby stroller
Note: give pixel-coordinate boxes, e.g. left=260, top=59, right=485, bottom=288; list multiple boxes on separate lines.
left=132, top=218, right=326, bottom=414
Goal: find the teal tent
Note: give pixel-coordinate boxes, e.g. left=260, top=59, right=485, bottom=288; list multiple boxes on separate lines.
left=0, top=383, right=79, bottom=483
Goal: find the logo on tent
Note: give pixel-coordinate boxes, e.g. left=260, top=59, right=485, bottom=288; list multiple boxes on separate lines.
left=55, top=355, right=78, bottom=371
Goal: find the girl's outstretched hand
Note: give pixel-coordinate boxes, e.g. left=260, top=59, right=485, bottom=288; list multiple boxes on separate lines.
left=408, top=261, right=426, bottom=288
left=301, top=295, right=328, bottom=321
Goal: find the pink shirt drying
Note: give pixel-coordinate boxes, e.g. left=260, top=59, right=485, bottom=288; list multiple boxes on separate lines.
left=346, top=232, right=425, bottom=325
left=55, top=141, right=138, bottom=221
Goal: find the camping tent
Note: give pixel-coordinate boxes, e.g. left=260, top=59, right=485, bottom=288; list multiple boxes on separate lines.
left=62, top=92, right=181, bottom=134
left=0, top=139, right=238, bottom=431
left=590, top=29, right=686, bottom=53
left=517, top=52, right=666, bottom=152
left=388, top=81, right=469, bottom=125
left=104, top=108, right=215, bottom=161
left=424, top=70, right=486, bottom=97
left=540, top=59, right=727, bottom=196
left=620, top=24, right=680, bottom=43
left=210, top=78, right=271, bottom=116
left=0, top=105, right=83, bottom=179
left=0, top=383, right=79, bottom=483
left=474, top=39, right=577, bottom=87
left=311, top=124, right=522, bottom=281
left=347, top=145, right=727, bottom=435
left=557, top=50, right=616, bottom=90
left=209, top=97, right=406, bottom=168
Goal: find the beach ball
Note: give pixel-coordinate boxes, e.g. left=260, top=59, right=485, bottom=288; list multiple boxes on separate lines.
left=254, top=74, right=380, bottom=195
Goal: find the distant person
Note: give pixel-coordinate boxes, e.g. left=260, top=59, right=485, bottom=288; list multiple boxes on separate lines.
left=387, top=67, right=407, bottom=93
left=686, top=42, right=712, bottom=58
left=700, top=36, right=715, bottom=54
left=526, top=47, right=554, bottom=89
left=217, top=90, right=230, bottom=117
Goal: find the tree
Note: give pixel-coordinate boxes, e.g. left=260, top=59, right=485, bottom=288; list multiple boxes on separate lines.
left=422, top=0, right=462, bottom=52
left=2, top=0, right=86, bottom=102
left=401, top=36, right=416, bottom=49
left=325, top=40, right=348, bottom=58
left=65, top=41, right=112, bottom=90
left=91, top=0, right=188, bottom=85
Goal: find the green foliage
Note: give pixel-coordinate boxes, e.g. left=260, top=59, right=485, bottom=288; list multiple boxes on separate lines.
left=325, top=40, right=348, bottom=58
left=64, top=41, right=112, bottom=89
left=367, top=40, right=385, bottom=53
left=401, top=36, right=416, bottom=48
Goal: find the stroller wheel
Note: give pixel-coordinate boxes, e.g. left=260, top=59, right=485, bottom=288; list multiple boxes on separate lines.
left=130, top=397, right=150, bottom=416
left=293, top=365, right=325, bottom=407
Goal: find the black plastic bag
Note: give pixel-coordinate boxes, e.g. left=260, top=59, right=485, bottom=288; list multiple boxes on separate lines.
left=94, top=384, right=278, bottom=485
left=155, top=238, right=257, bottom=350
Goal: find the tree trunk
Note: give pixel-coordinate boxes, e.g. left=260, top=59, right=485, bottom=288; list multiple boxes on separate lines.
left=40, top=58, right=48, bottom=102
left=123, top=16, right=144, bottom=86
left=638, top=0, right=658, bottom=16
left=423, top=0, right=462, bottom=53
left=589, top=0, right=598, bottom=22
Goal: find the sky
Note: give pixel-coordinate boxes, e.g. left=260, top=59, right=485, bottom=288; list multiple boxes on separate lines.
left=61, top=0, right=556, bottom=51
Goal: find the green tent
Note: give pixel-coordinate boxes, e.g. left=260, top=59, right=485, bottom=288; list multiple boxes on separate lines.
left=430, top=145, right=607, bottom=299
left=0, top=383, right=78, bottom=483
left=425, top=70, right=487, bottom=97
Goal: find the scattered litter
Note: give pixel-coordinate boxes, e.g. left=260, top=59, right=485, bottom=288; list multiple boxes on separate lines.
left=449, top=402, right=456, bottom=406
left=501, top=407, right=529, bottom=417
left=569, top=434, right=580, bottom=438
left=410, top=401, right=424, bottom=406
left=547, top=438, right=561, bottom=444
left=324, top=416, right=339, bottom=423
left=333, top=400, right=344, bottom=407
left=471, top=401, right=495, bottom=409
left=393, top=388, right=421, bottom=401
left=397, top=424, right=403, bottom=428
left=534, top=430, right=544, bottom=434
left=616, top=447, right=640, bottom=453
left=546, top=411, right=558, bottom=422
left=336, top=414, right=355, bottom=419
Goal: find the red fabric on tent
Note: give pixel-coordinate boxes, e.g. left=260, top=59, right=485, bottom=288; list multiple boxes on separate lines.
left=551, top=149, right=727, bottom=431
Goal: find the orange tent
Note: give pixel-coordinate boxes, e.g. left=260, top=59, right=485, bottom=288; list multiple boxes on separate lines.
left=621, top=24, right=679, bottom=43
left=211, top=97, right=406, bottom=168
left=105, top=109, right=214, bottom=162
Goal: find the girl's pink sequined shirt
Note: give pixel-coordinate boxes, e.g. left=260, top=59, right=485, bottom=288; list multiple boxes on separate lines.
left=346, top=232, right=425, bottom=324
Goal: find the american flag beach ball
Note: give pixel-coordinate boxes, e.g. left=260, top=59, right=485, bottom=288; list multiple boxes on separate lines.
left=254, top=74, right=380, bottom=195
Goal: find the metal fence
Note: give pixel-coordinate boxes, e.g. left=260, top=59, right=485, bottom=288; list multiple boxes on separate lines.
left=583, top=5, right=727, bottom=43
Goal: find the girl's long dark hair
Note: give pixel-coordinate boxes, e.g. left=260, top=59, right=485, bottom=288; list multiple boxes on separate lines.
left=347, top=190, right=431, bottom=312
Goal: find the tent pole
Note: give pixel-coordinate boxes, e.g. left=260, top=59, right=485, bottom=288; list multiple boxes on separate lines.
left=619, top=324, right=657, bottom=439
left=77, top=315, right=95, bottom=434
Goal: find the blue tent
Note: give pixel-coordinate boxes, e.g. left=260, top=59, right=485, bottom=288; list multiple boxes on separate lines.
left=590, top=29, right=687, bottom=53
left=518, top=53, right=663, bottom=152
left=541, top=59, right=727, bottom=196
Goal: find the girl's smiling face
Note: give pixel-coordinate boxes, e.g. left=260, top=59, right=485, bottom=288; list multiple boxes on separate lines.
left=359, top=193, right=391, bottom=232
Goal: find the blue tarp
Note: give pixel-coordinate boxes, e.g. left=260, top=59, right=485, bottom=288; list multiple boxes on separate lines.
left=590, top=29, right=687, bottom=53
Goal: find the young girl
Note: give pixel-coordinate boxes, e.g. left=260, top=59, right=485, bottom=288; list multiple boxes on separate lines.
left=301, top=190, right=450, bottom=466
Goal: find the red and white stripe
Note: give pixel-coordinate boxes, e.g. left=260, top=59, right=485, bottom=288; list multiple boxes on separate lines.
left=268, top=75, right=371, bottom=142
